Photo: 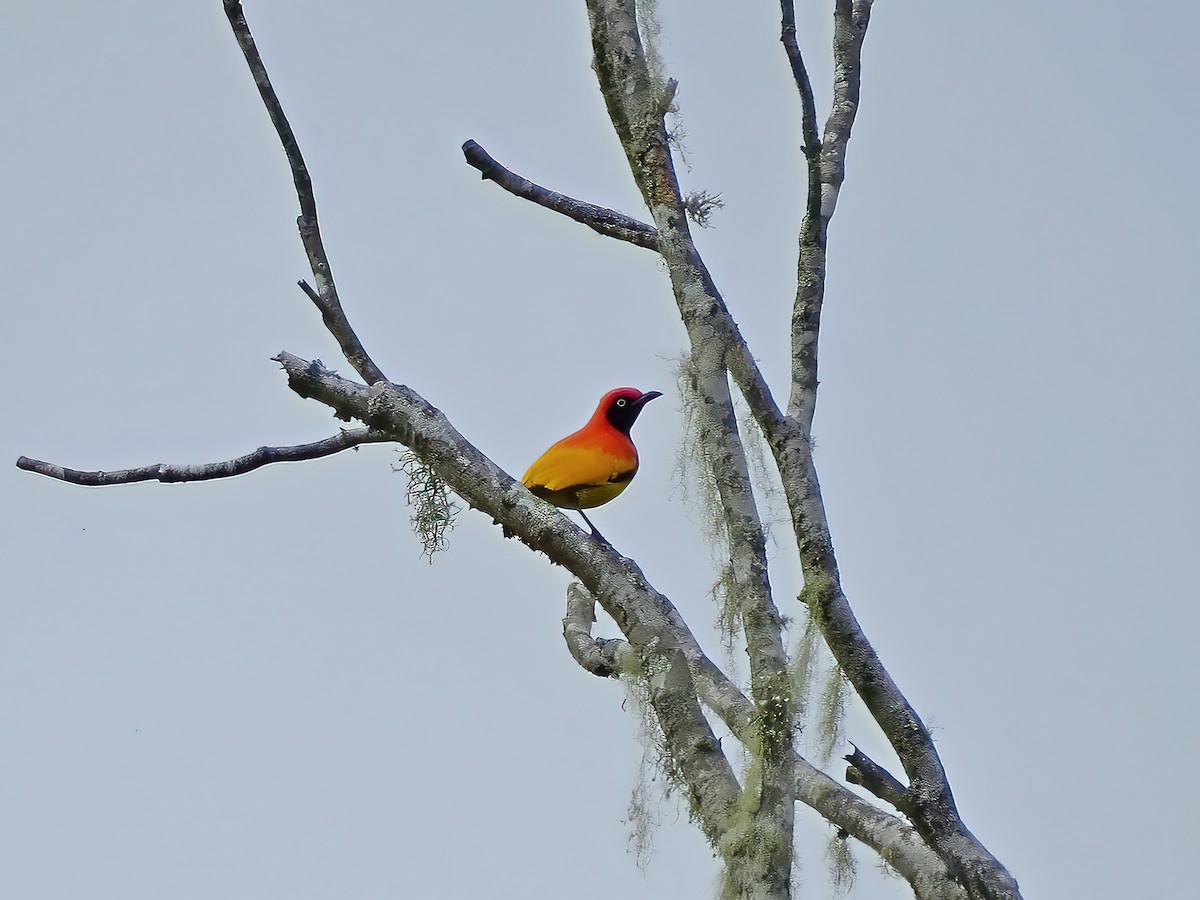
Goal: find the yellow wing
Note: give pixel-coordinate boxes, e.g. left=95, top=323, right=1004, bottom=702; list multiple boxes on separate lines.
left=522, top=438, right=633, bottom=493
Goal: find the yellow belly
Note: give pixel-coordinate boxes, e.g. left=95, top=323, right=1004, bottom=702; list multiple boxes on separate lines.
left=529, top=478, right=632, bottom=510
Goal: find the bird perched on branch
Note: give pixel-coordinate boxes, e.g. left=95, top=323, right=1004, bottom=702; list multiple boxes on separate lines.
left=522, top=387, right=662, bottom=540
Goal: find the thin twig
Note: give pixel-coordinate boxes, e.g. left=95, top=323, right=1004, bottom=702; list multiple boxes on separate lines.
left=16, top=428, right=392, bottom=486
left=780, top=1, right=822, bottom=158
left=462, top=140, right=660, bottom=251
left=223, top=0, right=386, bottom=386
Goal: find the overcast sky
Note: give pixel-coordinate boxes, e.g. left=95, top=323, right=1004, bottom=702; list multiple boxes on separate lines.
left=4, top=2, right=1197, bottom=898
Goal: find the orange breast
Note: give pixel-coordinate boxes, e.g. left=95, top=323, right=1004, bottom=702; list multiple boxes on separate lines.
left=521, top=427, right=639, bottom=510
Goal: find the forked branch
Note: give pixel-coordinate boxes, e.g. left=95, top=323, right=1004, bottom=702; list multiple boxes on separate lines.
left=14, top=4, right=1020, bottom=898
left=223, top=0, right=385, bottom=387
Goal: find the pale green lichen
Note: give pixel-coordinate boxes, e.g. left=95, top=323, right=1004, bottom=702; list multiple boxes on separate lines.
left=754, top=670, right=794, bottom=765
left=791, top=598, right=822, bottom=721
left=675, top=353, right=772, bottom=669
left=635, top=0, right=667, bottom=92
left=674, top=353, right=726, bottom=545
left=393, top=450, right=458, bottom=561
left=716, top=669, right=794, bottom=899
left=619, top=661, right=688, bottom=870
left=815, top=664, right=849, bottom=766
left=825, top=830, right=858, bottom=893
left=792, top=597, right=849, bottom=766
left=684, top=189, right=725, bottom=228
left=718, top=758, right=791, bottom=900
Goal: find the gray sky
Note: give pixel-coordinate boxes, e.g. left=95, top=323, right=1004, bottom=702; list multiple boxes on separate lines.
left=4, top=2, right=1197, bottom=898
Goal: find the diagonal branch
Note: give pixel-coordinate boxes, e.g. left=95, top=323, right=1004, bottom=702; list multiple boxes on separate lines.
left=275, top=351, right=743, bottom=843
left=771, top=4, right=1022, bottom=896
left=16, top=427, right=392, bottom=486
left=564, top=585, right=958, bottom=899
left=223, top=0, right=386, bottom=386
left=845, top=744, right=910, bottom=813
left=794, top=755, right=967, bottom=900
left=462, top=140, right=660, bottom=251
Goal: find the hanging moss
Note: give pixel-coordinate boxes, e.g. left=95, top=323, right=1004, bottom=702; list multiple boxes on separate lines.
left=617, top=659, right=697, bottom=869
left=717, top=763, right=792, bottom=900
left=825, top=828, right=858, bottom=894
left=814, top=665, right=849, bottom=766
left=791, top=596, right=849, bottom=766
left=393, top=450, right=459, bottom=561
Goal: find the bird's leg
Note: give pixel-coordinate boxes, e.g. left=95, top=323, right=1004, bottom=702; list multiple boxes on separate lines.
left=576, top=509, right=608, bottom=544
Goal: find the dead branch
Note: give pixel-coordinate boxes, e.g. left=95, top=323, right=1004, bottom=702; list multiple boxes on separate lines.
left=16, top=428, right=391, bottom=486
left=462, top=140, right=660, bottom=251
left=845, top=744, right=911, bottom=813
left=780, top=1, right=822, bottom=158
left=223, top=0, right=385, bottom=386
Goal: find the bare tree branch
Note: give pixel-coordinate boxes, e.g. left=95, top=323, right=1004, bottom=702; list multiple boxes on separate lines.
left=16, top=6, right=1023, bottom=898
left=563, top=582, right=762, bottom=746
left=578, top=4, right=1020, bottom=898
left=780, top=1, right=821, bottom=158
left=584, top=0, right=790, bottom=716
left=795, top=757, right=967, bottom=900
left=462, top=140, right=660, bottom=251
left=560, top=579, right=965, bottom=900
left=770, top=4, right=1023, bottom=896
left=274, top=351, right=744, bottom=843
left=563, top=578, right=954, bottom=897
left=845, top=744, right=910, bottom=813
left=223, top=0, right=386, bottom=387
left=787, top=0, right=871, bottom=432
left=584, top=4, right=795, bottom=895
left=15, top=428, right=391, bottom=486
left=564, top=581, right=633, bottom=677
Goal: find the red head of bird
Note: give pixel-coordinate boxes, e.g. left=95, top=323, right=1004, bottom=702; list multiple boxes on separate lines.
left=521, top=388, right=663, bottom=529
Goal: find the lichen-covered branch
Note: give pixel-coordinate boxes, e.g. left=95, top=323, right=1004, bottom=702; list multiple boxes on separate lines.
left=15, top=5, right=1025, bottom=898
left=16, top=428, right=391, bottom=486
left=794, top=757, right=967, bottom=900
left=768, top=3, right=1023, bottom=897
left=584, top=3, right=795, bottom=895
left=462, top=140, right=660, bottom=251
left=275, top=352, right=742, bottom=843
left=584, top=0, right=790, bottom=723
left=563, top=571, right=951, bottom=895
left=787, top=0, right=871, bottom=433
left=563, top=581, right=633, bottom=677
left=580, top=2, right=1020, bottom=898
left=223, top=0, right=385, bottom=386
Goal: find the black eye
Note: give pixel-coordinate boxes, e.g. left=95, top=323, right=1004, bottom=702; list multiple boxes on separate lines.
left=616, top=398, right=627, bottom=407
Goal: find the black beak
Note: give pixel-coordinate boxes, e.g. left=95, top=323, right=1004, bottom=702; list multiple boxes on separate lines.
left=632, top=390, right=663, bottom=410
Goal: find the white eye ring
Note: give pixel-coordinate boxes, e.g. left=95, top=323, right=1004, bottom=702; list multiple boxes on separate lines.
left=616, top=398, right=627, bottom=407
